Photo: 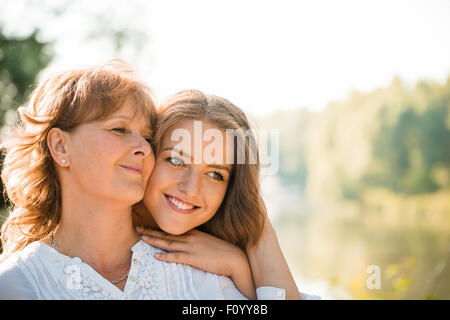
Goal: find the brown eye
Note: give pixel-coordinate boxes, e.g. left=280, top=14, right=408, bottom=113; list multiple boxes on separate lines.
left=207, top=171, right=225, bottom=181
left=111, top=128, right=127, bottom=134
left=144, top=136, right=152, bottom=144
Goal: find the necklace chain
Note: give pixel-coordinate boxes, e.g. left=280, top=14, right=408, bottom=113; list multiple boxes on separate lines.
left=50, top=232, right=130, bottom=284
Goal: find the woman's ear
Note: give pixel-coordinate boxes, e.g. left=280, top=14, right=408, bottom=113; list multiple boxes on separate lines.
left=47, top=128, right=70, bottom=167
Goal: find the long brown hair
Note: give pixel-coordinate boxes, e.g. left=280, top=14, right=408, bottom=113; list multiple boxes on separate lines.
left=154, top=89, right=266, bottom=250
left=0, top=60, right=156, bottom=260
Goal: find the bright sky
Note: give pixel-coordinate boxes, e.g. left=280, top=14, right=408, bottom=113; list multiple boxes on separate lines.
left=144, top=0, right=450, bottom=116
left=3, top=0, right=450, bottom=116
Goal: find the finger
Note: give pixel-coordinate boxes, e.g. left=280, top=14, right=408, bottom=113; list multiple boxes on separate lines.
left=136, top=226, right=164, bottom=236
left=136, top=227, right=187, bottom=242
left=154, top=251, right=190, bottom=266
left=141, top=235, right=186, bottom=252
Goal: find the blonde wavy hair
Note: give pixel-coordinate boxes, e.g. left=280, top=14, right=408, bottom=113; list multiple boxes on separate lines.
left=0, top=60, right=156, bottom=261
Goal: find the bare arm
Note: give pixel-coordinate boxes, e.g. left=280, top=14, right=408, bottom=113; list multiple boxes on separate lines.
left=246, top=218, right=302, bottom=300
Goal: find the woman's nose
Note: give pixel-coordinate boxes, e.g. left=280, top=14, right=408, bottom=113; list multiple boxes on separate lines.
left=178, top=168, right=201, bottom=197
left=131, top=134, right=152, bottom=158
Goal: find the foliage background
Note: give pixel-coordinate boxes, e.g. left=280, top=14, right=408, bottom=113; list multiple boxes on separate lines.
left=1, top=0, right=449, bottom=299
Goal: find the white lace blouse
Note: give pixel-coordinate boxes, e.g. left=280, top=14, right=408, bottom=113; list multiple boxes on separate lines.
left=0, top=240, right=289, bottom=300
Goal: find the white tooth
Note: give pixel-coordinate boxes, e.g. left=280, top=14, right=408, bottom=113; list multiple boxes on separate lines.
left=169, top=196, right=194, bottom=210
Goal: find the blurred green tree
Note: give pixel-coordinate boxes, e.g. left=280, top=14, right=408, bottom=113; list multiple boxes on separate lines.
left=0, top=28, right=54, bottom=208
left=301, top=76, right=450, bottom=202
left=366, top=79, right=450, bottom=195
left=0, top=29, right=53, bottom=128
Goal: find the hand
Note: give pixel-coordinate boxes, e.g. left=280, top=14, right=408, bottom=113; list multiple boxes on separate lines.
left=136, top=227, right=246, bottom=278
left=136, top=227, right=257, bottom=299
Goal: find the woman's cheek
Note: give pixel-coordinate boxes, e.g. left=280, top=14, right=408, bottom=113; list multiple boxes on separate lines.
left=145, top=154, right=156, bottom=180
left=146, top=161, right=169, bottom=188
left=205, top=183, right=228, bottom=216
left=215, top=183, right=228, bottom=205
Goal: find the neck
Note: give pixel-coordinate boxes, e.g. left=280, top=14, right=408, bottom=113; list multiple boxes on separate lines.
left=53, top=188, right=139, bottom=275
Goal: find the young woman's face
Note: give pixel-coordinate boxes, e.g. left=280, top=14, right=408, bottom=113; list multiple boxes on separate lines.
left=142, top=119, right=233, bottom=235
left=65, top=99, right=155, bottom=205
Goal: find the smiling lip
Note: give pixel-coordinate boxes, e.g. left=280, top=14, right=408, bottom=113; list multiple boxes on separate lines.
left=119, top=165, right=143, bottom=175
left=164, top=194, right=200, bottom=214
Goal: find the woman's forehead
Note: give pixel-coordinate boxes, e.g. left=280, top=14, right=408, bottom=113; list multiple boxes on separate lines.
left=106, top=100, right=151, bottom=128
left=161, top=119, right=234, bottom=166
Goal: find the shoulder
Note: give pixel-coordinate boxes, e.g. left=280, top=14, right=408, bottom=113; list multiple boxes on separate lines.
left=189, top=266, right=250, bottom=299
left=135, top=240, right=248, bottom=299
left=0, top=255, right=23, bottom=283
left=189, top=266, right=236, bottom=299
left=135, top=240, right=236, bottom=299
left=0, top=244, right=41, bottom=299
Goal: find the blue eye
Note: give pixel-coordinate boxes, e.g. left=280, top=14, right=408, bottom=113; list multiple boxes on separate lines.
left=166, top=157, right=184, bottom=167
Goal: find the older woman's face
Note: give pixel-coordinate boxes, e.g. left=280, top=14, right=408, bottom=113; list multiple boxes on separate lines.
left=65, top=99, right=154, bottom=206
left=142, top=119, right=233, bottom=235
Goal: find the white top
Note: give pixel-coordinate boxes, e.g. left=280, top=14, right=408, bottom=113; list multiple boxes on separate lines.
left=0, top=240, right=290, bottom=300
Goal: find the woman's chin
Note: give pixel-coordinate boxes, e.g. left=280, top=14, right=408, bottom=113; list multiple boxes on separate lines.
left=118, top=189, right=146, bottom=206
left=160, top=224, right=188, bottom=236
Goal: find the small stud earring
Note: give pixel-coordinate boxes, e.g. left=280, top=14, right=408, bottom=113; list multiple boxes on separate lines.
left=61, top=159, right=66, bottom=165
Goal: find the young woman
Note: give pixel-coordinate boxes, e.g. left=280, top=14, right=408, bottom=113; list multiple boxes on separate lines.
left=0, top=62, right=287, bottom=299
left=132, top=89, right=312, bottom=300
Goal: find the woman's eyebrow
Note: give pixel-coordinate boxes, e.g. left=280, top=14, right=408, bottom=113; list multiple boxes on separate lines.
left=162, top=147, right=231, bottom=173
left=207, top=164, right=231, bottom=174
left=106, top=115, right=151, bottom=132
left=106, top=114, right=133, bottom=121
left=162, top=147, right=192, bottom=161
